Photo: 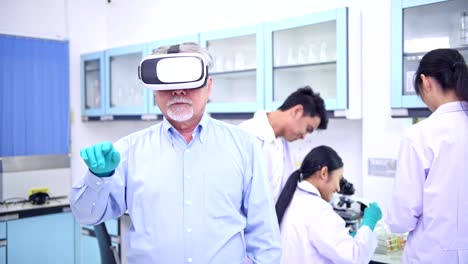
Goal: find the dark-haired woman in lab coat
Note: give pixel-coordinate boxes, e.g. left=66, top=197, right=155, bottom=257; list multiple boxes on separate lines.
left=386, top=48, right=468, bottom=263
left=276, top=145, right=382, bottom=264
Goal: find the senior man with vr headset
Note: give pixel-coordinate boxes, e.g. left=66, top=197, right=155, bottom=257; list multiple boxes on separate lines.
left=70, top=42, right=281, bottom=264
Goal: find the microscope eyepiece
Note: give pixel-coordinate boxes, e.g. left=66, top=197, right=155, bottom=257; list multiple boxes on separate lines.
left=338, top=177, right=355, bottom=195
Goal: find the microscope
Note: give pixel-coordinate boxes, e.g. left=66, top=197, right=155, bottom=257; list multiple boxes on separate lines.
left=332, top=177, right=367, bottom=233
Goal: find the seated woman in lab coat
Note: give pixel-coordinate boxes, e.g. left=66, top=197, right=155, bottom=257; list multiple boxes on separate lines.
left=276, top=145, right=382, bottom=264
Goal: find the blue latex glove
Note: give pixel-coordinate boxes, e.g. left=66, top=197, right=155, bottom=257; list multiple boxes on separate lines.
left=80, top=141, right=120, bottom=177
left=361, top=202, right=382, bottom=231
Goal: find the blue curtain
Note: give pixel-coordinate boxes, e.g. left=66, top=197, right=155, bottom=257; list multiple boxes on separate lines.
left=0, top=34, right=70, bottom=157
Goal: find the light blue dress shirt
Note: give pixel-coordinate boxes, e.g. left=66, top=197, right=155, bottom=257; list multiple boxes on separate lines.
left=70, top=113, right=281, bottom=264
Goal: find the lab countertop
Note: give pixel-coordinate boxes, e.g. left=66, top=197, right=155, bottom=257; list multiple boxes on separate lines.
left=0, top=196, right=70, bottom=220
left=372, top=251, right=403, bottom=264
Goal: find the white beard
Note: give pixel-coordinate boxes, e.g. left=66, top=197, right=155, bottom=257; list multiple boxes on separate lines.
left=167, top=97, right=194, bottom=122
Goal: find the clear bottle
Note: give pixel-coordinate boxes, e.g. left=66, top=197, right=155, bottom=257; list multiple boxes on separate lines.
left=319, top=41, right=328, bottom=62
left=461, top=11, right=468, bottom=46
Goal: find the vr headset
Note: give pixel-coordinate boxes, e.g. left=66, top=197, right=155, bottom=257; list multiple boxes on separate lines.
left=138, top=45, right=209, bottom=90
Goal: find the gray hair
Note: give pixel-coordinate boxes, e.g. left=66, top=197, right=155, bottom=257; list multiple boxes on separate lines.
left=152, top=42, right=214, bottom=70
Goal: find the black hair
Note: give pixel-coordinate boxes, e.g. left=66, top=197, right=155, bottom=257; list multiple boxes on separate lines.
left=275, top=145, right=343, bottom=225
left=414, top=48, right=468, bottom=115
left=277, top=86, right=328, bottom=129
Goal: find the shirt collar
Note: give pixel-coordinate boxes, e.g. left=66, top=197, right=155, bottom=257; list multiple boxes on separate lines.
left=254, top=111, right=277, bottom=143
left=432, top=101, right=468, bottom=117
left=297, top=180, right=322, bottom=198
left=161, top=112, right=210, bottom=144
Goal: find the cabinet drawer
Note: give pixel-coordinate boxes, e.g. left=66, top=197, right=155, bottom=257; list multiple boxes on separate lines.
left=0, top=222, right=5, bottom=240
left=106, top=219, right=118, bottom=236
left=0, top=246, right=5, bottom=264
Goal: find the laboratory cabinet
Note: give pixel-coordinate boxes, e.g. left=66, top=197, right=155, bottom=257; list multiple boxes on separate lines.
left=391, top=0, right=468, bottom=111
left=81, top=38, right=201, bottom=119
left=81, top=235, right=101, bottom=264
left=200, top=24, right=265, bottom=113
left=0, top=222, right=5, bottom=264
left=0, top=222, right=5, bottom=240
left=105, top=44, right=147, bottom=116
left=80, top=219, right=119, bottom=264
left=145, top=34, right=201, bottom=115
left=81, top=51, right=106, bottom=117
left=6, top=212, right=75, bottom=264
left=0, top=247, right=4, bottom=264
left=80, top=44, right=148, bottom=119
left=80, top=8, right=351, bottom=118
left=264, top=7, right=348, bottom=111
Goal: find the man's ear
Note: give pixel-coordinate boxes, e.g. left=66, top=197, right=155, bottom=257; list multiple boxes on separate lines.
left=292, top=104, right=304, bottom=119
left=206, top=77, right=213, bottom=93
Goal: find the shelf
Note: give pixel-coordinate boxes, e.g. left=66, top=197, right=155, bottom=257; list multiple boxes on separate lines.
left=404, top=45, right=468, bottom=57
left=210, top=69, right=256, bottom=77
left=391, top=108, right=431, bottom=118
left=273, top=60, right=336, bottom=71
left=81, top=114, right=160, bottom=121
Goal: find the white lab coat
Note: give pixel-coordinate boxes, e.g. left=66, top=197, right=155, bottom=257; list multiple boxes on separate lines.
left=386, top=101, right=468, bottom=263
left=280, top=181, right=377, bottom=264
left=239, top=111, right=295, bottom=202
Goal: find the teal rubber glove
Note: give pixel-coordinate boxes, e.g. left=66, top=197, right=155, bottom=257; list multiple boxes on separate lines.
left=350, top=230, right=357, bottom=237
left=361, top=202, right=382, bottom=231
left=80, top=141, right=120, bottom=177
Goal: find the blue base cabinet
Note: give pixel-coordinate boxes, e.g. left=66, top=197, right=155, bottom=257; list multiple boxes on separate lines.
left=81, top=234, right=120, bottom=264
left=0, top=247, right=5, bottom=264
left=0, top=221, right=5, bottom=264
left=7, top=212, right=75, bottom=264
left=81, top=235, right=101, bottom=264
left=80, top=219, right=119, bottom=264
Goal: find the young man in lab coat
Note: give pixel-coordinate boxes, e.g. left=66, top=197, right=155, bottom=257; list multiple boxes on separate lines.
left=70, top=42, right=281, bottom=264
left=239, top=86, right=328, bottom=202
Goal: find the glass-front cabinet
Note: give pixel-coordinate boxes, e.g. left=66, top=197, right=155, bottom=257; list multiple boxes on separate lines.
left=391, top=0, right=468, bottom=109
left=81, top=45, right=148, bottom=118
left=200, top=24, right=264, bottom=113
left=264, top=8, right=348, bottom=111
left=145, top=34, right=200, bottom=115
left=81, top=52, right=105, bottom=117
left=80, top=9, right=352, bottom=118
left=105, top=44, right=147, bottom=115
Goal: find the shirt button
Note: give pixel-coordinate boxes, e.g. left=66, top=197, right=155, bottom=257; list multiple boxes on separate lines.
left=185, top=200, right=192, bottom=205
left=187, top=175, right=191, bottom=179
left=186, top=228, right=192, bottom=232
left=96, top=181, right=101, bottom=185
left=92, top=203, right=96, bottom=206
left=187, top=258, right=193, bottom=262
